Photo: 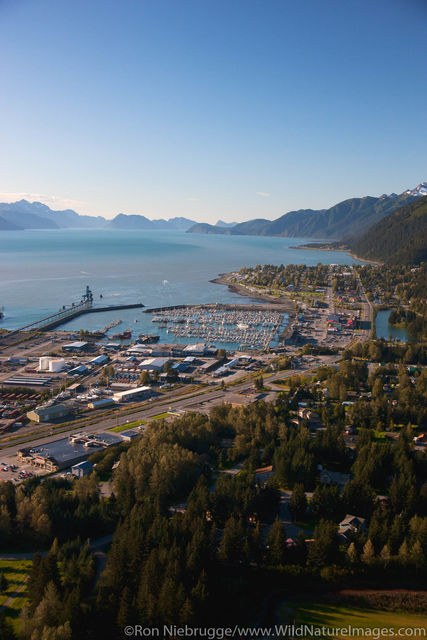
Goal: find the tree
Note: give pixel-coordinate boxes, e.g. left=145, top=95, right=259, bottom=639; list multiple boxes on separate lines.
left=289, top=484, right=307, bottom=521
left=310, top=485, right=342, bottom=521
left=267, top=517, right=286, bottom=566
left=341, top=480, right=375, bottom=519
left=218, top=517, right=245, bottom=564
left=255, top=376, right=264, bottom=391
left=361, top=539, right=376, bottom=565
left=308, top=520, right=340, bottom=568
left=217, top=349, right=227, bottom=361
left=410, top=541, right=425, bottom=573
left=0, top=572, right=8, bottom=592
left=347, top=542, right=358, bottom=565
left=139, top=370, right=150, bottom=385
left=379, top=544, right=391, bottom=568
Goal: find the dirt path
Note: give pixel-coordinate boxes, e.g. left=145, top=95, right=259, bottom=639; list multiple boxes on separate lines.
left=0, top=575, right=29, bottom=610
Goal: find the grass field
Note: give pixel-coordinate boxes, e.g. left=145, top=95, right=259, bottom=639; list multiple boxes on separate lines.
left=109, top=419, right=146, bottom=432
left=0, top=559, right=32, bottom=632
left=289, top=602, right=427, bottom=637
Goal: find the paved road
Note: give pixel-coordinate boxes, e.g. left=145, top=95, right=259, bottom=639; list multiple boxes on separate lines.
left=353, top=267, right=372, bottom=343
left=0, top=357, right=340, bottom=465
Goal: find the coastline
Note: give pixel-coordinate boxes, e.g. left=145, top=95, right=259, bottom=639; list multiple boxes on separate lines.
left=211, top=274, right=295, bottom=311
left=290, top=244, right=383, bottom=266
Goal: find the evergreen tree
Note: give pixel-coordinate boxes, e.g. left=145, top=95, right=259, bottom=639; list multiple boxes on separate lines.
left=289, top=484, right=307, bottom=521
left=267, top=517, right=287, bottom=566
left=361, top=539, right=376, bottom=565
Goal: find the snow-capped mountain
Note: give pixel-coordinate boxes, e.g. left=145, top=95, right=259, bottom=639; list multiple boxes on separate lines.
left=404, top=182, right=427, bottom=198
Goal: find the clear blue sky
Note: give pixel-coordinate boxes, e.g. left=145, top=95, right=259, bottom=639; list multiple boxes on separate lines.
left=0, top=0, right=426, bottom=222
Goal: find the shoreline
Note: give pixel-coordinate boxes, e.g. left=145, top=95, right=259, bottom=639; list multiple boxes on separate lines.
left=211, top=274, right=296, bottom=313
left=290, top=244, right=383, bottom=266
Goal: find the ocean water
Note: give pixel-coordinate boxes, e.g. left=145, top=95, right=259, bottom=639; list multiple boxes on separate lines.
left=0, top=229, right=360, bottom=339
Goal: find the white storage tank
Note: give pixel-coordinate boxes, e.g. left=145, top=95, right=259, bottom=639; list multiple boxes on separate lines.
left=49, top=359, right=66, bottom=373
left=39, top=356, right=52, bottom=370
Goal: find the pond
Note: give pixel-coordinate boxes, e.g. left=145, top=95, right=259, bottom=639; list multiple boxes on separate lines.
left=375, top=309, right=409, bottom=342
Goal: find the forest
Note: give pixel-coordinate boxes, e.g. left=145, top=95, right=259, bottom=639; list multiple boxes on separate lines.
left=1, top=339, right=426, bottom=639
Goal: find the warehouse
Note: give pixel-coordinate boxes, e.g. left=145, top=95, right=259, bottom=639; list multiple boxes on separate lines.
left=198, top=360, right=220, bottom=374
left=88, top=355, right=109, bottom=366
left=182, top=343, right=206, bottom=356
left=112, top=386, right=151, bottom=403
left=62, top=341, right=89, bottom=353
left=138, top=357, right=170, bottom=371
left=87, top=398, right=115, bottom=410
left=67, top=365, right=88, bottom=377
left=17, top=432, right=121, bottom=471
left=27, top=403, right=72, bottom=423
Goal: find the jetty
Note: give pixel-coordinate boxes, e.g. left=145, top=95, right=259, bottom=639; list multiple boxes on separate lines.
left=7, top=286, right=144, bottom=335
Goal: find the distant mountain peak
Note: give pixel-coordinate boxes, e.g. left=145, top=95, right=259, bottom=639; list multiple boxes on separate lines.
left=215, top=220, right=238, bottom=227
left=404, top=182, right=427, bottom=198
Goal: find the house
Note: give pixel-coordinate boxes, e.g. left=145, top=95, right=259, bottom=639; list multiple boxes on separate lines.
left=320, top=469, right=351, bottom=488
left=297, top=408, right=321, bottom=426
left=339, top=514, right=366, bottom=541
left=254, top=465, right=274, bottom=485
left=414, top=433, right=427, bottom=446
left=72, top=460, right=93, bottom=478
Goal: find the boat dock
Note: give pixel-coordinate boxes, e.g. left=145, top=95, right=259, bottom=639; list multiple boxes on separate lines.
left=147, top=303, right=290, bottom=350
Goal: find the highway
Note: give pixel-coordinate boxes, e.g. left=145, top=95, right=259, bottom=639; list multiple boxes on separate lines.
left=0, top=354, right=339, bottom=469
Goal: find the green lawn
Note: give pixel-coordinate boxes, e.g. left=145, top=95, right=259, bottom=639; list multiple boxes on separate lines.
left=289, top=602, right=427, bottom=637
left=0, top=559, right=32, bottom=633
left=109, top=419, right=146, bottom=432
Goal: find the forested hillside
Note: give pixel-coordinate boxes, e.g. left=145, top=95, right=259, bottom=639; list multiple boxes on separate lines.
left=187, top=192, right=416, bottom=239
left=351, top=196, right=427, bottom=264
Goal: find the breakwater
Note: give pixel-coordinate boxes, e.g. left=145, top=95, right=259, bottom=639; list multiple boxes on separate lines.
left=10, top=302, right=144, bottom=334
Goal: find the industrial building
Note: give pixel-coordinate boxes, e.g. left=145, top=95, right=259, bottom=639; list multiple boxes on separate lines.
left=67, top=364, right=89, bottom=377
left=17, top=432, right=122, bottom=471
left=198, top=360, right=220, bottom=374
left=138, top=357, right=170, bottom=371
left=88, top=355, right=109, bottom=366
left=27, top=403, right=72, bottom=423
left=182, top=343, right=206, bottom=356
left=112, top=386, right=151, bottom=403
left=62, top=341, right=89, bottom=353
left=87, top=398, right=115, bottom=410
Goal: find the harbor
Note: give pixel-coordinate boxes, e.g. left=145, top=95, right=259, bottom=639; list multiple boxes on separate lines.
left=147, top=303, right=289, bottom=350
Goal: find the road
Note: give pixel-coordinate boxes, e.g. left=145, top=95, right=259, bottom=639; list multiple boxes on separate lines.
left=0, top=355, right=340, bottom=467
left=353, top=267, right=372, bottom=343
left=0, top=576, right=29, bottom=611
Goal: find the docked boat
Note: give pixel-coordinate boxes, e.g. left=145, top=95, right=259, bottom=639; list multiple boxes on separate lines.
left=112, top=330, right=132, bottom=340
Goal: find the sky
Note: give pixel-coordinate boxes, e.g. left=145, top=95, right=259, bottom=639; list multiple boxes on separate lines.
left=0, top=0, right=426, bottom=223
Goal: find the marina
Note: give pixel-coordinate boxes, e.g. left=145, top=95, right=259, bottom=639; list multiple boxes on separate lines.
left=148, top=304, right=289, bottom=350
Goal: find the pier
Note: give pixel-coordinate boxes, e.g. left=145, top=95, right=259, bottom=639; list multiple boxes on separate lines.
left=7, top=286, right=144, bottom=335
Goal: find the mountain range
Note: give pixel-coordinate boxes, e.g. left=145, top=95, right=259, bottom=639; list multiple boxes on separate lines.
left=0, top=200, right=197, bottom=232
left=187, top=184, right=427, bottom=240
left=0, top=182, right=425, bottom=239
